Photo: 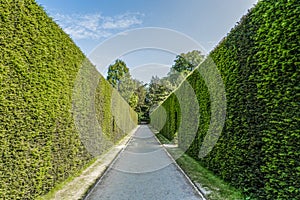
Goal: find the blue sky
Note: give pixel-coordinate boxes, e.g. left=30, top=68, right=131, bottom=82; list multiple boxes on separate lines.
left=36, top=0, right=258, bottom=82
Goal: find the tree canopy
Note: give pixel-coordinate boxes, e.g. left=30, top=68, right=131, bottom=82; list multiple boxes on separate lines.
left=170, top=50, right=204, bottom=73
left=107, top=59, right=129, bottom=89
left=106, top=50, right=204, bottom=122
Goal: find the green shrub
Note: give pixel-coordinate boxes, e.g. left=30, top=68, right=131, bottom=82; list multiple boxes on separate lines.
left=151, top=0, right=299, bottom=199
left=0, top=1, right=137, bottom=199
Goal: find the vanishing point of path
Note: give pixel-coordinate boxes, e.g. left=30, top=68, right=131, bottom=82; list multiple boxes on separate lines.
left=85, top=125, right=203, bottom=200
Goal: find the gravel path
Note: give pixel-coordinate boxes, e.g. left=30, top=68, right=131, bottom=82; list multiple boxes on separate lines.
left=85, top=125, right=203, bottom=200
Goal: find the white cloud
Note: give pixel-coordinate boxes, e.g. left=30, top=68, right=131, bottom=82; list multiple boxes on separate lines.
left=102, top=13, right=143, bottom=29
left=53, top=12, right=143, bottom=40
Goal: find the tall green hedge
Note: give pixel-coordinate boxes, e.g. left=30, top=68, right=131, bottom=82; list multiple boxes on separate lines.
left=0, top=1, right=137, bottom=199
left=151, top=0, right=299, bottom=199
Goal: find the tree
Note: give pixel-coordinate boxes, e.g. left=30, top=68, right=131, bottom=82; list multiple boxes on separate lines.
left=106, top=59, right=140, bottom=110
left=146, top=76, right=171, bottom=110
left=171, top=50, right=204, bottom=73
left=171, top=55, right=194, bottom=73
left=166, top=50, right=205, bottom=88
left=107, top=59, right=129, bottom=89
left=181, top=50, right=205, bottom=68
left=128, top=93, right=139, bottom=109
left=105, top=51, right=204, bottom=123
left=118, top=73, right=135, bottom=102
left=119, top=76, right=147, bottom=111
left=130, top=82, right=148, bottom=122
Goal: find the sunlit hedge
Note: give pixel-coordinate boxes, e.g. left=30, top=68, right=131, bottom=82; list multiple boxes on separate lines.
left=0, top=1, right=137, bottom=199
left=151, top=0, right=299, bottom=199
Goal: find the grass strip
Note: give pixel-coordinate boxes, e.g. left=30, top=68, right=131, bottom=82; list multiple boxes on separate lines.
left=156, top=133, right=251, bottom=200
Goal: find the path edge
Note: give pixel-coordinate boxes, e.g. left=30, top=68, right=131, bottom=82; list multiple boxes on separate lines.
left=82, top=126, right=139, bottom=199
left=41, top=125, right=139, bottom=200
left=149, top=125, right=207, bottom=200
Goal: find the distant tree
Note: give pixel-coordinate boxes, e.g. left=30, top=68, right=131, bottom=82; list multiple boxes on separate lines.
left=166, top=71, right=187, bottom=89
left=107, top=59, right=129, bottom=89
left=133, top=83, right=149, bottom=122
left=106, top=59, right=140, bottom=110
left=167, top=50, right=205, bottom=88
left=128, top=92, right=139, bottom=109
left=146, top=76, right=171, bottom=109
left=105, top=51, right=204, bottom=122
left=172, top=55, right=194, bottom=73
left=181, top=50, right=205, bottom=68
left=171, top=50, right=204, bottom=73
left=118, top=73, right=135, bottom=102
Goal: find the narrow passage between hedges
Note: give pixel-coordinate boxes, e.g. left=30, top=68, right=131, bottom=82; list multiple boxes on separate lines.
left=84, top=125, right=203, bottom=200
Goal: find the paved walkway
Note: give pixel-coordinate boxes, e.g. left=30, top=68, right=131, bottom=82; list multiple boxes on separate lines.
left=85, top=125, right=203, bottom=200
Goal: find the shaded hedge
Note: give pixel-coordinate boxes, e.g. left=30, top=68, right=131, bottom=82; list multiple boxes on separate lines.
left=0, top=1, right=137, bottom=199
left=151, top=0, right=299, bottom=199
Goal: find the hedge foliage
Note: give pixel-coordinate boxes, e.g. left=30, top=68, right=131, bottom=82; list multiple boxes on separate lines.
left=0, top=1, right=137, bottom=199
left=151, top=0, right=299, bottom=199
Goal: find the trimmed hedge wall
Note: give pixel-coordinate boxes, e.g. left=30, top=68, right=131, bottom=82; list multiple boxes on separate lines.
left=151, top=0, right=299, bottom=199
left=0, top=1, right=137, bottom=199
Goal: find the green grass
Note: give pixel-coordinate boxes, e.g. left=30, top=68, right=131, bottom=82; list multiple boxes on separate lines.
left=156, top=133, right=251, bottom=200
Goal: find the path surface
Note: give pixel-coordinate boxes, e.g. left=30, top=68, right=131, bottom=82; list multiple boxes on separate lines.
left=85, top=125, right=203, bottom=200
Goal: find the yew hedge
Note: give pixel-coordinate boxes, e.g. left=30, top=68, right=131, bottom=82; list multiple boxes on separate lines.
left=151, top=0, right=299, bottom=199
left=0, top=1, right=137, bottom=199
